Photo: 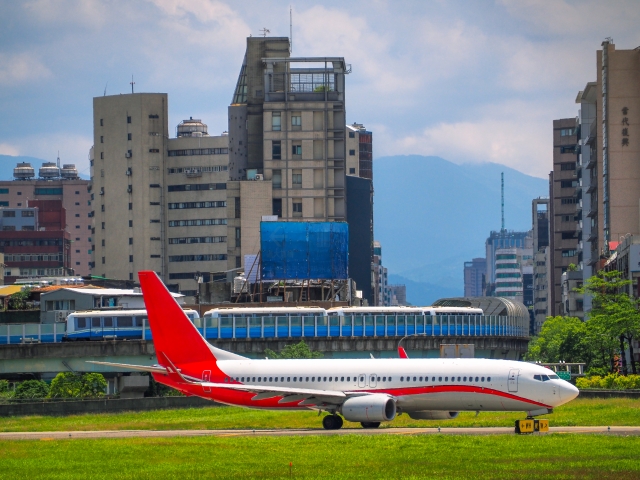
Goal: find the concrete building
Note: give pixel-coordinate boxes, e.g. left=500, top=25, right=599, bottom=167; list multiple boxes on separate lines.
left=484, top=230, right=531, bottom=295
left=549, top=118, right=580, bottom=316
left=532, top=198, right=550, bottom=333
left=386, top=284, right=407, bottom=306
left=0, top=165, right=91, bottom=276
left=493, top=247, right=533, bottom=303
left=561, top=270, right=584, bottom=319
left=464, top=257, right=486, bottom=297
left=373, top=241, right=388, bottom=306
left=346, top=123, right=372, bottom=179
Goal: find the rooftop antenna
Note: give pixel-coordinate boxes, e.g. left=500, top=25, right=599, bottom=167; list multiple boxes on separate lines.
left=56, top=151, right=60, bottom=169
left=103, top=82, right=108, bottom=96
left=130, top=75, right=135, bottom=94
left=289, top=6, right=293, bottom=53
left=501, top=172, right=505, bottom=233
left=260, top=28, right=270, bottom=37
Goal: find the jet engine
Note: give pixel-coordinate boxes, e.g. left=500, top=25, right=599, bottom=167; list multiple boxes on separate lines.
left=340, top=394, right=396, bottom=423
left=407, top=411, right=460, bottom=420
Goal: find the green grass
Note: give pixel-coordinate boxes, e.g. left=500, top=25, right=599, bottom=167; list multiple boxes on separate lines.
left=0, top=397, right=638, bottom=432
left=1, top=434, right=640, bottom=479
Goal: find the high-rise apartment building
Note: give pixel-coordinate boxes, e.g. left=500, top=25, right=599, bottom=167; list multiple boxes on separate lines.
left=549, top=118, right=580, bottom=316
left=463, top=258, right=486, bottom=297
left=494, top=247, right=533, bottom=303
left=532, top=197, right=550, bottom=333
left=484, top=230, right=531, bottom=295
left=229, top=37, right=347, bottom=222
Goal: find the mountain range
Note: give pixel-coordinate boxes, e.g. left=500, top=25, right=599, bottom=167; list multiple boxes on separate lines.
left=373, top=155, right=548, bottom=306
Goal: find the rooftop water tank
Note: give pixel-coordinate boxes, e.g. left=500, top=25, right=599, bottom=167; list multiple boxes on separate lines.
left=60, top=164, right=79, bottom=179
left=39, top=162, right=60, bottom=179
left=177, top=117, right=209, bottom=137
left=14, top=162, right=35, bottom=180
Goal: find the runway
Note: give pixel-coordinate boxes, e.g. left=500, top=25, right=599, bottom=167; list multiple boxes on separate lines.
left=1, top=426, right=639, bottom=440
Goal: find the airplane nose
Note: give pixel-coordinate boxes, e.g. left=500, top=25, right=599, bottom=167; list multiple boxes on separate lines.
left=560, top=381, right=579, bottom=402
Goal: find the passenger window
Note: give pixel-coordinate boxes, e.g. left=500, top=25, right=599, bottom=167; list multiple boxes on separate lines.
left=252, top=377, right=255, bottom=382
left=475, top=377, right=479, bottom=382
left=92, top=318, right=101, bottom=328
left=117, top=317, right=133, bottom=328
left=324, top=377, right=327, bottom=381
left=312, top=376, right=315, bottom=381
left=76, top=318, right=86, bottom=329
left=104, top=317, right=113, bottom=327
left=389, top=377, right=392, bottom=381
left=306, top=377, right=309, bottom=381
left=488, top=377, right=491, bottom=382
left=413, top=377, right=416, bottom=381
left=463, top=376, right=467, bottom=381
left=258, top=377, right=261, bottom=382
left=281, top=377, right=284, bottom=382
left=481, top=377, right=485, bottom=382
left=241, top=377, right=244, bottom=382
left=457, top=377, right=461, bottom=382
left=293, top=377, right=296, bottom=382
left=439, top=377, right=442, bottom=382
left=347, top=377, right=350, bottom=381
left=269, top=377, right=272, bottom=382
left=401, top=376, right=404, bottom=381
left=341, top=377, right=344, bottom=381
left=432, top=377, right=435, bottom=382
left=274, top=377, right=278, bottom=382
left=445, top=377, right=448, bottom=381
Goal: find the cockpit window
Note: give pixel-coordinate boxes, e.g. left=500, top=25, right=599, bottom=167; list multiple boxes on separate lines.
left=534, top=374, right=551, bottom=381
left=548, top=374, right=560, bottom=379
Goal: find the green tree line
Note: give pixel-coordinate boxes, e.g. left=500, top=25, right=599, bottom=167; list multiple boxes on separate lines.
left=526, top=270, right=640, bottom=376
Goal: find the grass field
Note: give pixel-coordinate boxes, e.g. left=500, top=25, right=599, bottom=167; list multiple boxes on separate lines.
left=0, top=397, right=638, bottom=433
left=1, top=434, right=639, bottom=479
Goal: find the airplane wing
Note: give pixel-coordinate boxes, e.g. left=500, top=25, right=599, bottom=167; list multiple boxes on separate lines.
left=200, top=382, right=348, bottom=403
left=87, top=360, right=168, bottom=374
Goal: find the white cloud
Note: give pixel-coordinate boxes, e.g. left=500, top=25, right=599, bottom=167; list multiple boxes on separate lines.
left=23, top=0, right=109, bottom=28
left=0, top=143, right=20, bottom=156
left=0, top=53, right=51, bottom=86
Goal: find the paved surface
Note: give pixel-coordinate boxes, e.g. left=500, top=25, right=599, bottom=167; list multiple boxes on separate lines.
left=1, top=426, right=639, bottom=440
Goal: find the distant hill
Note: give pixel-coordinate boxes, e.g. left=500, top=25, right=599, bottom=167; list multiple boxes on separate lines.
left=0, top=155, right=89, bottom=180
left=374, top=155, right=548, bottom=306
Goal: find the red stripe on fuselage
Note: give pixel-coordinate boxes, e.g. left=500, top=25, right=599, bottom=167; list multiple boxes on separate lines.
left=154, top=374, right=551, bottom=410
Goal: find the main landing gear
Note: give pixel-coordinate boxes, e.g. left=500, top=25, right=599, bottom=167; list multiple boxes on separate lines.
left=514, top=418, right=549, bottom=434
left=360, top=422, right=381, bottom=429
left=322, top=414, right=344, bottom=430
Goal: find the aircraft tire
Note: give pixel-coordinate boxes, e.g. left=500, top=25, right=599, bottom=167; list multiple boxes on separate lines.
left=361, top=422, right=381, bottom=429
left=322, top=414, right=343, bottom=430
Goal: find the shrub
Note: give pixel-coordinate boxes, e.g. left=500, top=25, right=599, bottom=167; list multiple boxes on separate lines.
left=0, top=379, right=9, bottom=394
left=14, top=380, right=49, bottom=399
left=48, top=372, right=107, bottom=398
left=576, top=374, right=640, bottom=390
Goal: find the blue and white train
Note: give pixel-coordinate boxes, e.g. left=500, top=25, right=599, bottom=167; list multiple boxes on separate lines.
left=64, top=309, right=200, bottom=341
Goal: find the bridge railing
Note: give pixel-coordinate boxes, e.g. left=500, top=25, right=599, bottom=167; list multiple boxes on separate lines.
left=0, top=314, right=530, bottom=344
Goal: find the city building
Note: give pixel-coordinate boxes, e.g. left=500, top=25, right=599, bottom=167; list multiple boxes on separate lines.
left=560, top=270, right=584, bottom=319
left=386, top=284, right=407, bottom=306
left=493, top=247, right=533, bottom=303
left=346, top=123, right=372, bottom=179
left=549, top=118, right=580, bottom=316
left=532, top=198, right=550, bottom=333
left=372, top=241, right=388, bottom=306
left=484, top=230, right=531, bottom=295
left=0, top=163, right=91, bottom=276
left=463, top=257, right=486, bottom=297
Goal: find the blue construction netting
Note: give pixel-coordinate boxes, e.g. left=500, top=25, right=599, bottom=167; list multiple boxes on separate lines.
left=260, top=222, right=349, bottom=280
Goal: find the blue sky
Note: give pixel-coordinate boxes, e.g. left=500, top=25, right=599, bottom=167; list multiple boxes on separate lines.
left=0, top=0, right=639, bottom=179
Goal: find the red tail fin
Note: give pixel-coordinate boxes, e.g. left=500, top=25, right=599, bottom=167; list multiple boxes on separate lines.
left=398, top=346, right=409, bottom=359
left=138, top=271, right=214, bottom=366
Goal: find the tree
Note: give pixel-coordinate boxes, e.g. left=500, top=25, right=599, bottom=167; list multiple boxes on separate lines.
left=48, top=372, right=107, bottom=398
left=14, top=380, right=49, bottom=399
left=578, top=270, right=640, bottom=375
left=7, top=288, right=31, bottom=310
left=264, top=340, right=323, bottom=359
left=525, top=316, right=594, bottom=366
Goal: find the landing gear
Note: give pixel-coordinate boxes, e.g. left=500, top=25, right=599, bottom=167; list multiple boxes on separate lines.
left=515, top=418, right=549, bottom=434
left=361, top=422, right=381, bottom=429
left=322, top=414, right=344, bottom=430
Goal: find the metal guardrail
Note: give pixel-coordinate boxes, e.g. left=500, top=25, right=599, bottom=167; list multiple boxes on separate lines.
left=0, top=314, right=529, bottom=345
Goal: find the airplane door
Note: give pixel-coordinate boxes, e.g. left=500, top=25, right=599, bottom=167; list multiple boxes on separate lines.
left=203, top=370, right=211, bottom=393
left=358, top=374, right=366, bottom=388
left=369, top=374, right=377, bottom=388
left=508, top=369, right=519, bottom=393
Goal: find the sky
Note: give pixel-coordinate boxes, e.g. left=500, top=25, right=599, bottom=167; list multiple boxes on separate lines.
left=0, top=0, right=639, bottom=179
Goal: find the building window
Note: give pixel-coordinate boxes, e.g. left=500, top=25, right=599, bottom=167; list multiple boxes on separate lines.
left=128, top=203, right=132, bottom=210
left=129, top=238, right=133, bottom=245
left=101, top=222, right=105, bottom=229
left=272, top=141, right=281, bottom=160
left=129, top=220, right=133, bottom=227
left=0, top=202, right=8, bottom=207
left=169, top=236, right=227, bottom=245
left=292, top=199, right=302, bottom=217
left=167, top=183, right=226, bottom=192
left=168, top=218, right=227, bottom=227
left=291, top=113, right=301, bottom=130
left=102, top=257, right=105, bottom=264
left=129, top=273, right=133, bottom=280
left=561, top=232, right=576, bottom=239
left=168, top=254, right=227, bottom=262
left=2, top=211, right=15, bottom=217
left=560, top=146, right=576, bottom=154
left=292, top=170, right=302, bottom=188
left=100, top=136, right=103, bottom=143
left=149, top=184, right=161, bottom=188
left=236, top=256, right=241, bottom=269
left=129, top=255, right=133, bottom=262
left=34, top=188, right=63, bottom=195
left=272, top=112, right=281, bottom=131
left=100, top=152, right=104, bottom=159
left=349, top=149, right=355, bottom=156
left=102, top=239, right=105, bottom=246
left=560, top=162, right=576, bottom=171
left=127, top=116, right=131, bottom=124
left=127, top=133, right=132, bottom=141
left=560, top=128, right=576, bottom=136
left=292, top=144, right=302, bottom=156
left=101, top=205, right=105, bottom=212
left=149, top=149, right=160, bottom=153
left=0, top=189, right=7, bottom=194
left=272, top=198, right=282, bottom=217
left=349, top=168, right=356, bottom=174
left=150, top=219, right=160, bottom=223
left=560, top=180, right=577, bottom=188
left=100, top=119, right=103, bottom=126
left=272, top=170, right=282, bottom=189
left=562, top=250, right=577, bottom=257
left=168, top=201, right=227, bottom=210
left=235, top=227, right=241, bottom=248
left=234, top=197, right=240, bottom=219
left=561, top=198, right=577, bottom=205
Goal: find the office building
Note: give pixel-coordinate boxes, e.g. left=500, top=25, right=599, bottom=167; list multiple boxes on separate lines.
left=464, top=257, right=486, bottom=297
left=484, top=230, right=531, bottom=295
left=532, top=198, right=550, bottom=333
left=346, top=123, right=372, bottom=179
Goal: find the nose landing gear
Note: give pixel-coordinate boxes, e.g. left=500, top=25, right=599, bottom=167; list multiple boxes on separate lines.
left=322, top=414, right=344, bottom=430
left=515, top=418, right=549, bottom=434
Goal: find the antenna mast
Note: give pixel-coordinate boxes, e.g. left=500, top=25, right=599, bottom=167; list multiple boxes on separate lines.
left=260, top=28, right=270, bottom=37
left=130, top=75, right=135, bottom=94
left=501, top=172, right=505, bottom=233
left=290, top=6, right=293, bottom=53
left=57, top=151, right=60, bottom=169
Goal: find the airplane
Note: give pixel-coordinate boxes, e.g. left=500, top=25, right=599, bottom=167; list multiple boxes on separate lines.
left=89, top=271, right=579, bottom=432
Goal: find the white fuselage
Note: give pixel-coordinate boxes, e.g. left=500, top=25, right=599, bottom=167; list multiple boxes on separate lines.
left=217, top=357, right=578, bottom=413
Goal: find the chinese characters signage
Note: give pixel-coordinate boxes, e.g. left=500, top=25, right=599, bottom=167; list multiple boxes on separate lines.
left=622, top=107, right=630, bottom=147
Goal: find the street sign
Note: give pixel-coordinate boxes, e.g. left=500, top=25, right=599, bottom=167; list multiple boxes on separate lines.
left=557, top=371, right=571, bottom=381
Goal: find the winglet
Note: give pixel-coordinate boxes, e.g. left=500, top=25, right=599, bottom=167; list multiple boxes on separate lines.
left=398, top=346, right=409, bottom=359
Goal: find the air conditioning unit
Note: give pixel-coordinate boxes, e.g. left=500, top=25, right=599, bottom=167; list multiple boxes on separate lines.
left=126, top=168, right=132, bottom=176
left=255, top=174, right=264, bottom=180
left=55, top=310, right=70, bottom=323
left=125, top=153, right=132, bottom=158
